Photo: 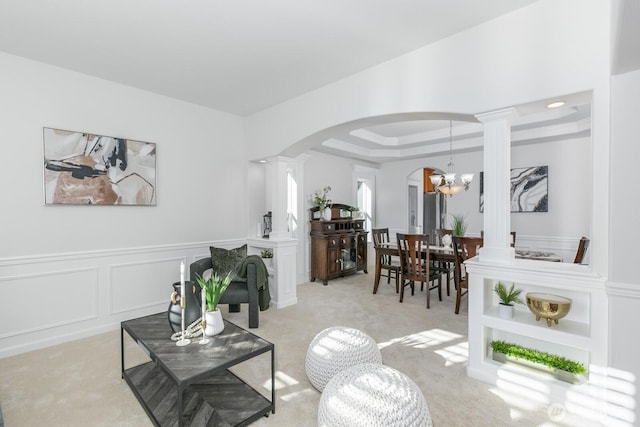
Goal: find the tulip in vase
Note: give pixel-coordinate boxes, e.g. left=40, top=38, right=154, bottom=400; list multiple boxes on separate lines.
left=196, top=271, right=233, bottom=336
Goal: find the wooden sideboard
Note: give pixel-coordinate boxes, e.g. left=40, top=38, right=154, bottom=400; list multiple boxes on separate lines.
left=310, top=204, right=367, bottom=285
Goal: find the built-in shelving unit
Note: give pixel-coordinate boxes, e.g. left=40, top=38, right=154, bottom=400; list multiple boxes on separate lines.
left=465, top=257, right=606, bottom=401
left=246, top=237, right=298, bottom=309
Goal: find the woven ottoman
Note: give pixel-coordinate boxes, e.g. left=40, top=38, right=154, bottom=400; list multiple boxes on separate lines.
left=318, top=363, right=432, bottom=427
left=305, top=326, right=382, bottom=392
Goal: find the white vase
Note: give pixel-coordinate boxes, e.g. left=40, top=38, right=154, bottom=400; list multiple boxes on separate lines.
left=205, top=309, right=225, bottom=336
left=323, top=207, right=332, bottom=220
left=498, top=303, right=514, bottom=319
left=262, top=257, right=272, bottom=267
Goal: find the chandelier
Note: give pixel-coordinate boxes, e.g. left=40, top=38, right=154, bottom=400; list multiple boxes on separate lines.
left=429, top=120, right=473, bottom=196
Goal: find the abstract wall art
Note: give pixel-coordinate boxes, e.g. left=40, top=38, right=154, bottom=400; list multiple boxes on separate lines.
left=43, top=127, right=157, bottom=205
left=479, top=166, right=548, bottom=213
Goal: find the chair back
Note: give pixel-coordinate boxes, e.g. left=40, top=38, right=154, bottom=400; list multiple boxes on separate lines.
left=372, top=228, right=392, bottom=248
left=573, top=237, right=590, bottom=264
left=397, top=233, right=430, bottom=283
left=436, top=229, right=453, bottom=246
left=480, top=230, right=516, bottom=247
left=452, top=236, right=484, bottom=289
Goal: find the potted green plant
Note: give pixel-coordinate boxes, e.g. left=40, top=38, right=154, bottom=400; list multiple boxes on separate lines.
left=494, top=282, right=524, bottom=319
left=260, top=248, right=273, bottom=267
left=490, top=340, right=587, bottom=384
left=196, top=271, right=233, bottom=336
left=450, top=213, right=467, bottom=237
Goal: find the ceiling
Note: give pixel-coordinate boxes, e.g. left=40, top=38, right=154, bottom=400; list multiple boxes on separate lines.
left=0, top=0, right=539, bottom=116
left=1, top=1, right=637, bottom=165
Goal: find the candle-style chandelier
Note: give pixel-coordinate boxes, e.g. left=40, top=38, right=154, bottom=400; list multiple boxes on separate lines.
left=430, top=120, right=473, bottom=196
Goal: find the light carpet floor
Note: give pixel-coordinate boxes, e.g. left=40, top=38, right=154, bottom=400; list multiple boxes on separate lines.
left=0, top=271, right=554, bottom=426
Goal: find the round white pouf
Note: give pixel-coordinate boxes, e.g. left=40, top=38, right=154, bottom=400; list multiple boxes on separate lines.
left=305, top=326, right=382, bottom=392
left=318, top=363, right=432, bottom=427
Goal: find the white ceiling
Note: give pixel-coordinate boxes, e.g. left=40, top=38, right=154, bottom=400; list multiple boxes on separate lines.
left=1, top=1, right=637, bottom=165
left=0, top=0, right=538, bottom=116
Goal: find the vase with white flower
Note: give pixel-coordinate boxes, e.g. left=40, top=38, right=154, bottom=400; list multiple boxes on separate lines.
left=196, top=271, right=233, bottom=336
left=313, top=186, right=333, bottom=220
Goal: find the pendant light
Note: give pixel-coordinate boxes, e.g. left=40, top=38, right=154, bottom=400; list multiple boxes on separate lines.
left=429, top=121, right=473, bottom=196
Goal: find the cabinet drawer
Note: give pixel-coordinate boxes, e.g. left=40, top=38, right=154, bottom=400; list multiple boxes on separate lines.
left=340, top=236, right=356, bottom=246
left=328, top=237, right=340, bottom=248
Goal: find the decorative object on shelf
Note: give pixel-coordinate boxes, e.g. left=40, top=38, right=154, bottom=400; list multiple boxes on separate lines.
left=323, top=206, right=332, bottom=221
left=494, top=282, right=524, bottom=319
left=313, top=186, right=332, bottom=209
left=429, top=120, right=473, bottom=196
left=450, top=213, right=467, bottom=237
left=441, top=233, right=452, bottom=247
left=490, top=340, right=587, bottom=384
left=526, top=293, right=572, bottom=327
left=260, top=248, right=274, bottom=267
left=262, top=211, right=272, bottom=238
left=196, top=270, right=233, bottom=336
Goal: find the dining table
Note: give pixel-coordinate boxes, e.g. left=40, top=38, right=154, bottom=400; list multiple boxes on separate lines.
left=515, top=250, right=563, bottom=263
left=373, top=242, right=455, bottom=294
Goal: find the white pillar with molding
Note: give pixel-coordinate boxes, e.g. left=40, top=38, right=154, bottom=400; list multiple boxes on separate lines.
left=475, top=108, right=518, bottom=264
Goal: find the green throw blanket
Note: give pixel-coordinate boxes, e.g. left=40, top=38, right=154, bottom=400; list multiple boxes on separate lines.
left=237, top=255, right=271, bottom=311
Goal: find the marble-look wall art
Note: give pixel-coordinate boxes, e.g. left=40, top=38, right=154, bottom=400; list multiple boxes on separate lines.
left=43, top=127, right=156, bottom=205
left=479, top=166, right=548, bottom=213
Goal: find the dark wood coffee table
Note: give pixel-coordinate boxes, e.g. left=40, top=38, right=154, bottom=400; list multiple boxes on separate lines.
left=121, top=312, right=275, bottom=426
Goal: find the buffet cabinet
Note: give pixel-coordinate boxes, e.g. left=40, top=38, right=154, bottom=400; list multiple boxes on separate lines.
left=310, top=204, right=367, bottom=285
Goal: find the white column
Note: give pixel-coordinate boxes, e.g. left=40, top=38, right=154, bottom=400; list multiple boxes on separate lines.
left=475, top=108, right=518, bottom=263
left=266, top=156, right=292, bottom=240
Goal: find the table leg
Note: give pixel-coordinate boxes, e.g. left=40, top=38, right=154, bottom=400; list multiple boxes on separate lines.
left=120, top=327, right=124, bottom=378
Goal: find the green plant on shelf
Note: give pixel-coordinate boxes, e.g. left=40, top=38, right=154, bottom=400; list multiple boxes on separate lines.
left=493, top=282, right=524, bottom=306
left=490, top=340, right=587, bottom=375
left=260, top=249, right=273, bottom=258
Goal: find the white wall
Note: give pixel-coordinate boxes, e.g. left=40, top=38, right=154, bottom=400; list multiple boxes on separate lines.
left=375, top=136, right=591, bottom=245
left=0, top=52, right=247, bottom=356
left=244, top=0, right=611, bottom=273
left=609, top=68, right=640, bottom=426
left=245, top=0, right=610, bottom=160
left=1, top=52, right=246, bottom=257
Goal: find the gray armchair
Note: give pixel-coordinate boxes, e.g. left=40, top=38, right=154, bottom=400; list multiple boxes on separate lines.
left=189, top=257, right=259, bottom=328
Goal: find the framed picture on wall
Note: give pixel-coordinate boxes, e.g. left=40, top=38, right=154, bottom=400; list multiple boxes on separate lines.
left=43, top=127, right=157, bottom=205
left=479, top=166, right=548, bottom=213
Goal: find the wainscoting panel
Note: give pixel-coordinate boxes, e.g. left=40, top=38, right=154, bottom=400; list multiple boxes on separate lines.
left=110, top=257, right=185, bottom=315
left=0, top=267, right=98, bottom=339
left=0, top=239, right=246, bottom=358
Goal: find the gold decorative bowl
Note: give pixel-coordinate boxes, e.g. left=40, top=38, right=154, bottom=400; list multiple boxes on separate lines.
left=526, top=293, right=572, bottom=327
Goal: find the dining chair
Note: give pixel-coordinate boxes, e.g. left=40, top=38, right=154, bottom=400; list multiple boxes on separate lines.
left=573, top=236, right=590, bottom=264
left=372, top=228, right=401, bottom=293
left=434, top=228, right=455, bottom=295
left=396, top=233, right=442, bottom=308
left=452, top=236, right=484, bottom=314
left=480, top=230, right=516, bottom=247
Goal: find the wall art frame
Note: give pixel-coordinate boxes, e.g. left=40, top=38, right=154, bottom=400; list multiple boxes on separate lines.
left=479, top=166, right=548, bottom=213
left=43, top=127, right=157, bottom=206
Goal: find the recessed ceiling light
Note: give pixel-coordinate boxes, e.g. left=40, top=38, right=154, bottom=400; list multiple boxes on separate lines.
left=546, top=101, right=565, bottom=109
left=258, top=159, right=267, bottom=163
